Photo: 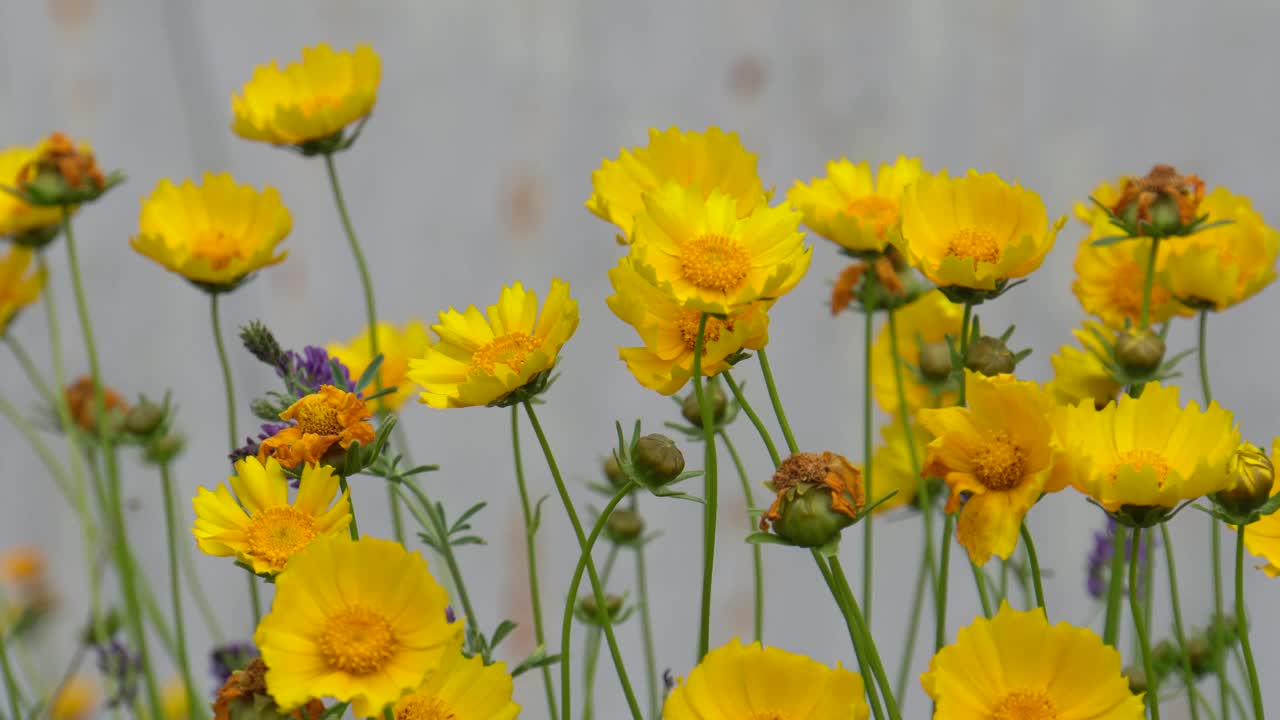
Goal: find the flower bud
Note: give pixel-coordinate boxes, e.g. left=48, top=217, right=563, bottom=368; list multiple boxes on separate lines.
left=238, top=321, right=285, bottom=369
left=964, top=336, right=1016, bottom=376
left=1114, top=329, right=1165, bottom=374
left=1110, top=165, right=1205, bottom=237
left=632, top=434, right=685, bottom=488
left=918, top=342, right=954, bottom=382
left=1213, top=442, right=1275, bottom=517
left=1126, top=667, right=1147, bottom=695
left=771, top=488, right=855, bottom=547
left=760, top=452, right=866, bottom=547
left=680, top=384, right=727, bottom=428
left=1186, top=637, right=1214, bottom=676
left=144, top=434, right=186, bottom=466
left=14, top=133, right=115, bottom=207
left=577, top=594, right=624, bottom=624
left=603, top=455, right=627, bottom=490
left=605, top=509, right=645, bottom=544
left=123, top=398, right=165, bottom=436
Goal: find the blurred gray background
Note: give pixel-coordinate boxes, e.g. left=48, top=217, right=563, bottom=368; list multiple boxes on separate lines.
left=2, top=1, right=1278, bottom=718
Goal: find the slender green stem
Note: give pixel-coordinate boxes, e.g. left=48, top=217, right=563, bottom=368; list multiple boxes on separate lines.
left=935, top=514, right=955, bottom=652
left=723, top=372, right=781, bottom=467
left=956, top=302, right=973, bottom=405
left=5, top=336, right=54, bottom=407
left=813, top=552, right=885, bottom=720
left=1235, top=528, right=1265, bottom=719
left=388, top=424, right=413, bottom=544
left=968, top=560, right=993, bottom=618
left=177, top=509, right=224, bottom=642
left=861, top=293, right=876, bottom=623
left=886, top=306, right=937, bottom=591
left=393, top=480, right=478, bottom=640
left=1158, top=524, right=1200, bottom=720
left=0, top=389, right=75, bottom=505
left=1197, top=311, right=1213, bottom=405
left=209, top=294, right=238, bottom=451
left=1019, top=523, right=1046, bottom=613
left=692, top=313, right=718, bottom=661
left=246, top=573, right=262, bottom=625
left=582, top=546, right=621, bottom=720
left=1103, top=524, right=1127, bottom=645
left=160, top=463, right=200, bottom=720
left=509, top=405, right=557, bottom=720
left=757, top=347, right=799, bottom=454
left=1129, top=528, right=1160, bottom=720
left=720, top=430, right=763, bottom=643
left=634, top=517, right=660, bottom=720
left=339, top=475, right=360, bottom=539
left=1139, top=238, right=1161, bottom=330
left=893, top=555, right=930, bottom=703
left=830, top=556, right=900, bottom=720
left=322, top=153, right=380, bottom=377
left=0, top=628, right=23, bottom=720
left=1212, top=526, right=1228, bottom=720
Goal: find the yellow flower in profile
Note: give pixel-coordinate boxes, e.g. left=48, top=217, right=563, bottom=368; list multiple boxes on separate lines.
left=866, top=420, right=933, bottom=514
left=900, top=171, right=1064, bottom=290
left=0, top=143, right=65, bottom=238
left=587, top=126, right=768, bottom=242
left=1073, top=178, right=1124, bottom=227
left=1242, top=438, right=1280, bottom=577
left=192, top=457, right=352, bottom=574
left=630, top=183, right=811, bottom=314
left=328, top=320, right=431, bottom=412
left=232, top=43, right=381, bottom=146
left=1072, top=220, right=1186, bottom=329
left=1048, top=321, right=1122, bottom=409
left=923, top=602, right=1144, bottom=719
left=408, top=279, right=579, bottom=408
left=664, top=638, right=869, bottom=720
left=50, top=675, right=98, bottom=720
left=1054, top=382, right=1239, bottom=512
left=0, top=245, right=44, bottom=336
left=607, top=257, right=769, bottom=395
left=255, top=536, right=458, bottom=718
left=131, top=173, right=292, bottom=289
left=257, top=385, right=375, bottom=468
left=788, top=155, right=923, bottom=254
left=919, top=371, right=1068, bottom=565
left=1161, top=187, right=1280, bottom=311
left=392, top=631, right=519, bottom=720
left=870, top=290, right=963, bottom=415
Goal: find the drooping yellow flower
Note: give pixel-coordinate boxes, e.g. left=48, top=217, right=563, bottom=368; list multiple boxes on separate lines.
left=899, top=171, right=1064, bottom=290
left=866, top=420, right=933, bottom=514
left=192, top=457, right=352, bottom=574
left=870, top=290, right=963, bottom=415
left=919, top=371, right=1068, bottom=565
left=328, top=320, right=431, bottom=412
left=1048, top=321, right=1122, bottom=409
left=607, top=257, right=769, bottom=395
left=255, top=536, right=459, bottom=718
left=131, top=173, right=292, bottom=289
left=788, top=155, right=923, bottom=254
left=257, top=385, right=375, bottom=468
left=587, top=126, right=768, bottom=243
left=629, top=182, right=811, bottom=315
left=923, top=602, right=1144, bottom=719
left=1160, top=187, right=1280, bottom=311
left=0, top=245, right=44, bottom=336
left=392, top=631, right=519, bottom=720
left=50, top=675, right=99, bottom=720
left=1072, top=219, right=1186, bottom=329
left=408, top=279, right=579, bottom=408
left=664, top=638, right=869, bottom=720
left=0, top=142, right=65, bottom=238
left=1054, top=382, right=1239, bottom=512
left=1240, top=438, right=1280, bottom=576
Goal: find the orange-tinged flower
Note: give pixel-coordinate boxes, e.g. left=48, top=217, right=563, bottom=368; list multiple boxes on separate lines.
left=0, top=142, right=65, bottom=238
left=257, top=385, right=374, bottom=468
left=213, top=658, right=324, bottom=720
left=1161, top=187, right=1280, bottom=311
left=0, top=546, right=44, bottom=586
left=1072, top=218, right=1187, bottom=329
left=761, top=451, right=865, bottom=547
left=64, top=377, right=129, bottom=433
left=788, top=156, right=923, bottom=254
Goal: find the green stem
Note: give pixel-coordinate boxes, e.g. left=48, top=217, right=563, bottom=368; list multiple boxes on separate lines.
left=1235, top=528, right=1265, bottom=719
left=1197, top=311, right=1213, bottom=405
left=0, top=627, right=23, bottom=720
left=723, top=372, right=781, bottom=467
left=969, top=560, right=993, bottom=618
left=339, top=475, right=360, bottom=539
left=813, top=552, right=885, bottom=720
left=5, top=336, right=54, bottom=407
left=893, top=555, right=930, bottom=703
left=393, top=480, right=478, bottom=642
left=692, top=313, right=718, bottom=662
left=720, top=430, right=763, bottom=643
left=634, top=517, right=660, bottom=720
left=1159, top=524, right=1200, bottom=720
left=0, top=389, right=75, bottom=505
left=582, top=546, right=621, bottom=720
left=1019, top=523, right=1046, bottom=613
left=886, top=305, right=938, bottom=591
left=1212, top=525, right=1228, bottom=720
left=956, top=302, right=973, bottom=405
left=322, top=153, right=380, bottom=376
left=160, top=463, right=201, bottom=720
left=862, top=294, right=875, bottom=623
left=935, top=514, right=955, bottom=652
left=510, top=405, right=558, bottom=720
left=388, top=424, right=414, bottom=544
left=209, top=294, right=238, bottom=451
left=757, top=347, right=799, bottom=454
left=830, top=556, right=900, bottom=720
left=1140, top=238, right=1161, bottom=330
left=1129, top=528, right=1160, bottom=720
left=1103, top=524, right=1127, bottom=645
left=177, top=506, right=224, bottom=643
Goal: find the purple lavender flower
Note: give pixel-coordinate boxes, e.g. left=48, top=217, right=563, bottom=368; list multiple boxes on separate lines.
left=210, top=641, right=259, bottom=689
left=93, top=635, right=141, bottom=708
left=278, top=346, right=353, bottom=394
left=1085, top=518, right=1155, bottom=599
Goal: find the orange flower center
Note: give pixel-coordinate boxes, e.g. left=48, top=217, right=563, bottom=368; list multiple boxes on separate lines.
left=245, top=506, right=317, bottom=569
left=293, top=397, right=345, bottom=436
left=470, top=331, right=542, bottom=375
left=190, top=230, right=245, bottom=270
left=397, top=696, right=456, bottom=720
left=679, top=233, right=751, bottom=292
left=318, top=605, right=399, bottom=675
left=0, top=549, right=43, bottom=584
left=972, top=431, right=1025, bottom=491
left=298, top=95, right=343, bottom=118
left=945, top=227, right=1001, bottom=265
left=675, top=310, right=734, bottom=352
left=992, top=690, right=1057, bottom=720
left=1110, top=448, right=1170, bottom=486
left=846, top=196, right=899, bottom=236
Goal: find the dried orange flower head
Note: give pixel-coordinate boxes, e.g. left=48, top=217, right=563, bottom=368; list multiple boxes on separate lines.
left=256, top=385, right=375, bottom=469
left=1110, top=164, right=1205, bottom=231
left=830, top=257, right=907, bottom=316
left=18, top=132, right=105, bottom=195
left=0, top=546, right=44, bottom=586
left=214, top=658, right=324, bottom=720
left=64, top=377, right=129, bottom=433
left=761, top=451, right=866, bottom=547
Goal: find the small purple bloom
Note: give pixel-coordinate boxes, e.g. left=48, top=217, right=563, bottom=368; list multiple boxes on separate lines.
left=445, top=606, right=457, bottom=624
left=93, top=635, right=141, bottom=708
left=278, top=346, right=353, bottom=394
left=1085, top=518, right=1155, bottom=600
left=210, top=641, right=259, bottom=689
left=229, top=422, right=294, bottom=465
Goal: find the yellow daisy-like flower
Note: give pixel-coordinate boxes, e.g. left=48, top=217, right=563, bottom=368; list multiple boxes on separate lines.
left=1160, top=187, right=1280, bottom=311
left=161, top=678, right=189, bottom=720
left=255, top=536, right=459, bottom=718
left=788, top=155, right=923, bottom=254
left=1073, top=178, right=1124, bottom=227
left=870, top=290, right=963, bottom=415
left=192, top=457, right=352, bottom=575
left=1048, top=321, right=1122, bottom=410
left=0, top=245, right=44, bottom=336
left=328, top=320, right=431, bottom=412
left=0, top=142, right=66, bottom=238
left=232, top=43, right=381, bottom=146
left=408, top=279, right=579, bottom=408
left=1072, top=220, right=1186, bottom=329
left=587, top=126, right=768, bottom=243
left=1054, top=382, right=1239, bottom=512
left=866, top=420, right=933, bottom=514
left=919, top=371, right=1068, bottom=565
left=606, top=257, right=770, bottom=395
left=923, top=602, right=1144, bottom=719
left=392, top=632, right=519, bottom=720
left=130, top=173, right=292, bottom=289
left=258, top=385, right=375, bottom=469
left=900, top=171, right=1064, bottom=290
left=630, top=182, right=811, bottom=315
left=664, top=638, right=869, bottom=720
left=1242, top=438, right=1280, bottom=577
left=50, top=674, right=98, bottom=720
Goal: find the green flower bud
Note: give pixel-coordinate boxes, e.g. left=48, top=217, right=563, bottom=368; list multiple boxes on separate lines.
left=603, top=454, right=627, bottom=490
left=576, top=594, right=624, bottom=624
left=1186, top=637, right=1214, bottom=676
left=123, top=398, right=165, bottom=436
left=918, top=342, right=954, bottom=382
left=144, top=434, right=186, bottom=465
left=251, top=398, right=283, bottom=421
left=1114, top=329, right=1165, bottom=374
left=964, top=336, right=1016, bottom=377
left=771, top=488, right=855, bottom=548
left=605, top=508, right=645, bottom=544
left=10, top=225, right=60, bottom=249
left=632, top=434, right=685, bottom=488
left=1213, top=442, right=1275, bottom=517
left=1126, top=667, right=1148, bottom=695
left=681, top=384, right=728, bottom=428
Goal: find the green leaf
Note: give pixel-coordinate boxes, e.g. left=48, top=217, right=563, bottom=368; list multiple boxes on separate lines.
left=330, top=358, right=353, bottom=392
left=529, top=495, right=549, bottom=535
left=450, top=502, right=489, bottom=534
left=488, top=619, right=518, bottom=649
left=1090, top=234, right=1132, bottom=247
left=510, top=648, right=561, bottom=678
left=355, top=354, right=385, bottom=393
left=744, top=532, right=792, bottom=547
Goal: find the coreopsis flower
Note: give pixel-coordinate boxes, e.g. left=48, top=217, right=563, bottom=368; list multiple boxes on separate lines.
left=587, top=126, right=768, bottom=243
left=257, top=385, right=375, bottom=468
left=918, top=371, right=1068, bottom=565
left=788, top=155, right=923, bottom=254
left=870, top=290, right=963, bottom=415
left=0, top=245, right=43, bottom=336
left=161, top=678, right=189, bottom=720
left=1160, top=187, right=1279, bottom=311
left=328, top=320, right=431, bottom=411
left=232, top=43, right=381, bottom=148
left=130, top=173, right=292, bottom=291
left=899, top=171, right=1064, bottom=292
left=13, top=132, right=114, bottom=207
left=213, top=658, right=324, bottom=720
left=760, top=451, right=866, bottom=547
left=392, top=634, right=519, bottom=720
left=629, top=183, right=811, bottom=314
left=407, top=279, right=579, bottom=408
left=663, top=639, right=869, bottom=720
left=0, top=143, right=64, bottom=240
left=922, top=603, right=1144, bottom=719
left=255, top=536, right=459, bottom=718
left=606, top=257, right=769, bottom=395
left=1054, top=383, right=1239, bottom=522
left=64, top=377, right=129, bottom=433
left=1107, top=164, right=1205, bottom=237
left=50, top=675, right=99, bottom=720
left=1047, top=321, right=1122, bottom=409
left=1073, top=219, right=1186, bottom=328
left=865, top=420, right=933, bottom=514
left=1242, top=439, right=1280, bottom=576
left=192, top=458, right=352, bottom=574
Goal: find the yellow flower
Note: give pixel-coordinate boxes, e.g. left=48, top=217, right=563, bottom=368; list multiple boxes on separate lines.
left=0, top=545, right=44, bottom=586
left=1161, top=187, right=1280, bottom=311
left=923, top=602, right=1144, bottom=719
left=0, top=143, right=65, bottom=238
left=161, top=678, right=189, bottom=720
left=0, top=245, right=43, bottom=336
left=1073, top=178, right=1124, bottom=227
left=664, top=638, right=868, bottom=720
left=1240, top=438, right=1280, bottom=576
left=192, top=457, right=352, bottom=574
left=587, top=126, right=768, bottom=243
left=630, top=182, right=811, bottom=314
left=258, top=385, right=375, bottom=469
left=407, top=279, right=579, bottom=408
left=1072, top=219, right=1186, bottom=329
left=50, top=675, right=98, bottom=720
left=328, top=320, right=431, bottom=412
left=870, top=290, right=963, bottom=415
left=392, top=631, right=519, bottom=720
left=1054, top=382, right=1239, bottom=512
left=866, top=420, right=933, bottom=514
left=131, top=173, right=292, bottom=288
left=255, top=536, right=459, bottom=718
left=606, top=257, right=769, bottom=395
left=919, top=372, right=1068, bottom=565
left=232, top=43, right=381, bottom=146
left=1048, top=321, right=1122, bottom=409
left=788, top=155, right=923, bottom=254
left=900, top=171, right=1064, bottom=290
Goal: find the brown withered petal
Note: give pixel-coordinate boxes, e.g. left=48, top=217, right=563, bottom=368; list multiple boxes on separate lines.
left=830, top=263, right=866, bottom=316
